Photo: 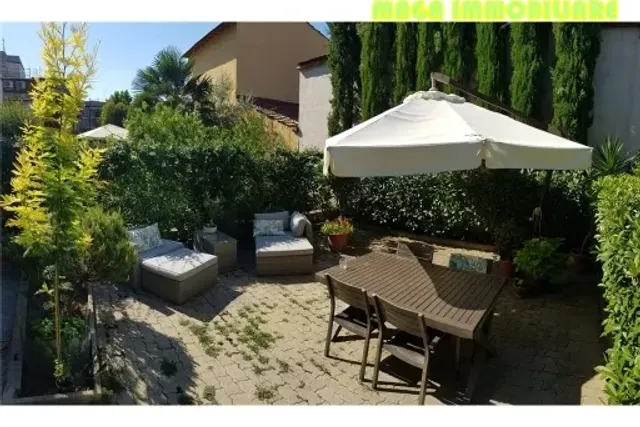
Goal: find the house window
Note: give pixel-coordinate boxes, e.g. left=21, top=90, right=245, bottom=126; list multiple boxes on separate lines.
left=3, top=80, right=14, bottom=89
left=15, top=80, right=26, bottom=90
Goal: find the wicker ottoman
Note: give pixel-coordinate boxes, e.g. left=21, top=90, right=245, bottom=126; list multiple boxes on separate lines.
left=256, top=234, right=314, bottom=276
left=141, top=248, right=218, bottom=305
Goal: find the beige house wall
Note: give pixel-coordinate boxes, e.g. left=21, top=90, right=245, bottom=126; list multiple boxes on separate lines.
left=264, top=116, right=298, bottom=150
left=298, top=62, right=331, bottom=152
left=189, top=25, right=239, bottom=101
left=236, top=23, right=328, bottom=104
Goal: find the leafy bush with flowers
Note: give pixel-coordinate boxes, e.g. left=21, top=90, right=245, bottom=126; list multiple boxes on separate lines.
left=320, top=217, right=354, bottom=236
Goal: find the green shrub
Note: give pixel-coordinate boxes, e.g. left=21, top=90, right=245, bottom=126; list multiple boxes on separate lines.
left=99, top=143, right=331, bottom=241
left=332, top=169, right=592, bottom=248
left=31, top=315, right=87, bottom=383
left=0, top=101, right=31, bottom=142
left=126, top=103, right=213, bottom=148
left=595, top=174, right=640, bottom=404
left=210, top=112, right=284, bottom=157
left=513, top=238, right=564, bottom=281
left=78, top=207, right=137, bottom=283
left=493, top=219, right=525, bottom=260
left=1, top=101, right=30, bottom=199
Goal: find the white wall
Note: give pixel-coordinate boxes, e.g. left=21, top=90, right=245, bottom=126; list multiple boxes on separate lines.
left=298, top=62, right=331, bottom=151
left=590, top=27, right=640, bottom=153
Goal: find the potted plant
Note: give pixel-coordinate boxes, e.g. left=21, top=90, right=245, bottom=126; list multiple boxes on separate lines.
left=320, top=217, right=354, bottom=252
left=202, top=197, right=225, bottom=234
left=492, top=219, right=523, bottom=278
left=513, top=238, right=565, bottom=296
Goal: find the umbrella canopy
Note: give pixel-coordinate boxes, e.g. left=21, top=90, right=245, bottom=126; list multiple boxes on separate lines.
left=323, top=90, right=593, bottom=177
left=78, top=124, right=128, bottom=141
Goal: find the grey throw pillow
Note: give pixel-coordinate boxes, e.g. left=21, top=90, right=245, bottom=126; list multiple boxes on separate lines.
left=290, top=211, right=310, bottom=238
left=127, top=223, right=162, bottom=252
left=254, top=211, right=290, bottom=231
left=253, top=219, right=286, bottom=237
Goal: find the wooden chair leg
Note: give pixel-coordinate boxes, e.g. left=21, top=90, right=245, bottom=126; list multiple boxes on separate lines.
left=332, top=325, right=343, bottom=342
left=371, top=333, right=384, bottom=390
left=324, top=318, right=334, bottom=357
left=359, top=331, right=371, bottom=383
left=418, top=354, right=430, bottom=405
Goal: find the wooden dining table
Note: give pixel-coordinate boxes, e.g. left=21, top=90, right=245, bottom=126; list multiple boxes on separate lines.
left=315, top=250, right=507, bottom=399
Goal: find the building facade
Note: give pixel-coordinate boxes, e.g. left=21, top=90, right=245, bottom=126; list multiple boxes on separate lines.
left=589, top=25, right=640, bottom=153
left=184, top=22, right=328, bottom=149
left=0, top=51, right=36, bottom=105
left=297, top=55, right=331, bottom=152
left=76, top=100, right=104, bottom=134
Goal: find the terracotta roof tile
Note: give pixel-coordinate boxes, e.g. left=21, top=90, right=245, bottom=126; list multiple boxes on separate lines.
left=253, top=105, right=299, bottom=131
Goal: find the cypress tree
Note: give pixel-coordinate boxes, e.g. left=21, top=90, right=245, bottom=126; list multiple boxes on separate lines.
left=360, top=23, right=395, bottom=120
left=393, top=23, right=418, bottom=104
left=552, top=23, right=601, bottom=144
left=475, top=23, right=509, bottom=102
left=329, top=24, right=362, bottom=134
left=415, top=23, right=442, bottom=91
left=510, top=24, right=545, bottom=119
left=327, top=23, right=362, bottom=136
left=442, top=23, right=475, bottom=88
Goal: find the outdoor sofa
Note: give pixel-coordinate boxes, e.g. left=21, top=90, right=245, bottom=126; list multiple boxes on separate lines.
left=254, top=211, right=314, bottom=276
left=128, top=224, right=218, bottom=305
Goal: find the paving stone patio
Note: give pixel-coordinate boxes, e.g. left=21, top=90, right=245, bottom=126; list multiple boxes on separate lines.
left=93, top=247, right=606, bottom=405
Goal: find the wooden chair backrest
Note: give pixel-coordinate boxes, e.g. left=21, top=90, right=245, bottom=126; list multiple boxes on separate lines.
left=372, top=294, right=428, bottom=341
left=326, top=275, right=370, bottom=313
left=402, top=241, right=434, bottom=263
left=383, top=240, right=434, bottom=264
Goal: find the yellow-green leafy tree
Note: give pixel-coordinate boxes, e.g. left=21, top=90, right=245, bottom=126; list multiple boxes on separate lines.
left=1, top=23, right=102, bottom=379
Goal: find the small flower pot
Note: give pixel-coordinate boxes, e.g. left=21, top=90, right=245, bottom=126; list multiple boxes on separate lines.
left=328, top=234, right=349, bottom=252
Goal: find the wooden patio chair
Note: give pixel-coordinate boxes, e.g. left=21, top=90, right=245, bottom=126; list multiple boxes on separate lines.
left=371, top=294, right=444, bottom=405
left=325, top=275, right=377, bottom=382
left=396, top=241, right=434, bottom=264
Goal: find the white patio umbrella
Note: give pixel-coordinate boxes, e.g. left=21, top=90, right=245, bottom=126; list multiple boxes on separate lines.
left=323, top=89, right=593, bottom=177
left=78, top=124, right=128, bottom=141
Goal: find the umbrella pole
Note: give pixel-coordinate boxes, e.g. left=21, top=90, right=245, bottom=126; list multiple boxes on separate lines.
left=430, top=73, right=561, bottom=240
left=534, top=170, right=554, bottom=237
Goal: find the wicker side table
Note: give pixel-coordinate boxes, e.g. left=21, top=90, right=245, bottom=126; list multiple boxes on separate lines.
left=194, top=230, right=238, bottom=273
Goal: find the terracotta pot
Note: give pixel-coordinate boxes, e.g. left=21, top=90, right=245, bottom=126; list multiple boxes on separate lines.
left=569, top=251, right=589, bottom=275
left=500, top=260, right=514, bottom=278
left=328, top=234, right=349, bottom=252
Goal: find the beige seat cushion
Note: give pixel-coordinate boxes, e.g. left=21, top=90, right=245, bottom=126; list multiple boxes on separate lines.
left=256, top=234, right=314, bottom=258
left=142, top=248, right=218, bottom=282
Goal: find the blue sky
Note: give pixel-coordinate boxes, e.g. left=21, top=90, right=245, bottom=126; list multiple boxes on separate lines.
left=0, top=22, right=329, bottom=101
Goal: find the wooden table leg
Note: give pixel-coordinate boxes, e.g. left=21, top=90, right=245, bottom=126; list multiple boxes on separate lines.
left=455, top=337, right=462, bottom=379
left=476, top=309, right=497, bottom=356
left=464, top=341, right=487, bottom=400
left=463, top=309, right=497, bottom=400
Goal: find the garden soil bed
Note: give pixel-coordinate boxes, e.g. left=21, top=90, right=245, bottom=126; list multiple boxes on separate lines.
left=2, top=279, right=103, bottom=404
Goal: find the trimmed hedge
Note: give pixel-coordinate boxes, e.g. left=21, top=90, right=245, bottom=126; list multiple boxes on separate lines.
left=99, top=138, right=593, bottom=251
left=595, top=174, right=640, bottom=404
left=99, top=143, right=331, bottom=241
left=332, top=169, right=592, bottom=248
